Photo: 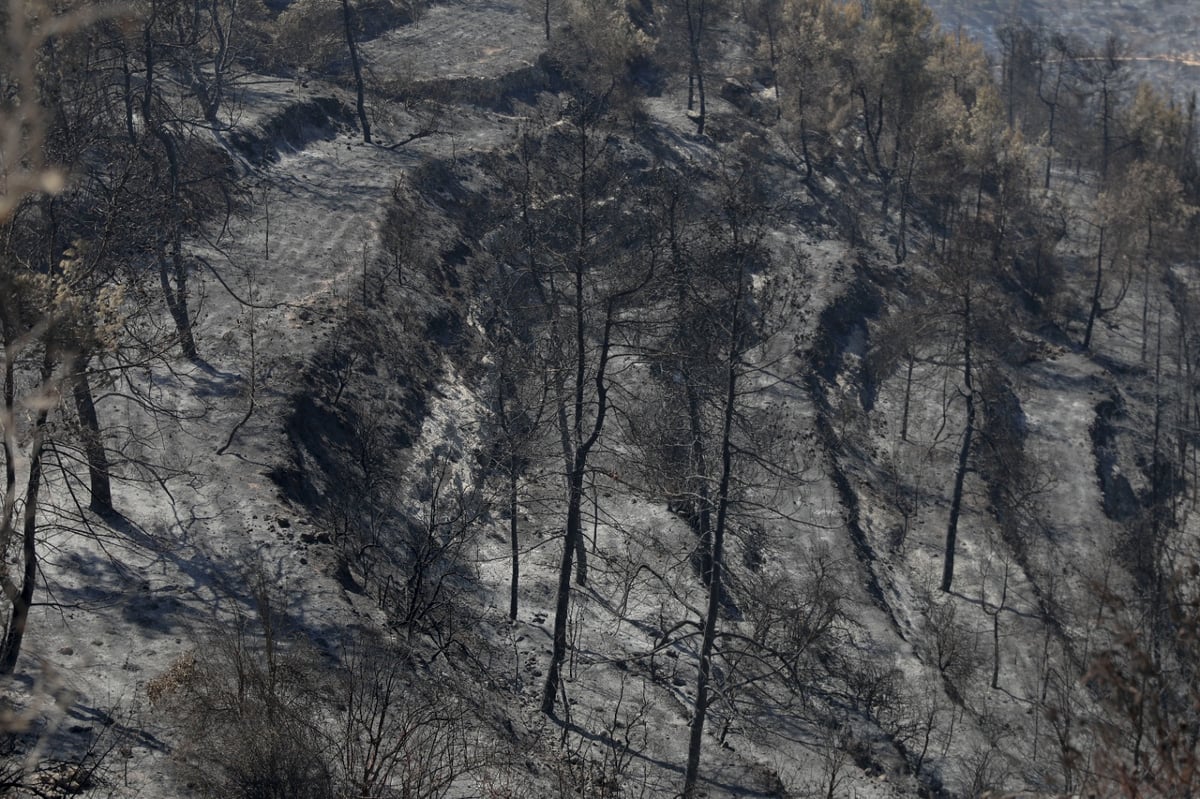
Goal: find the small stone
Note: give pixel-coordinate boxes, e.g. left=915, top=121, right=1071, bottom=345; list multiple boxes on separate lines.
left=58, top=646, right=74, bottom=656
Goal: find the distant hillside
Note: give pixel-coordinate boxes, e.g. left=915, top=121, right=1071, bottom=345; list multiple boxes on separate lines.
left=926, top=0, right=1200, bottom=96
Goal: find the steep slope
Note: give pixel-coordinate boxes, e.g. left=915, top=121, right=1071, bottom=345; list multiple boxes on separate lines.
left=7, top=1, right=1200, bottom=798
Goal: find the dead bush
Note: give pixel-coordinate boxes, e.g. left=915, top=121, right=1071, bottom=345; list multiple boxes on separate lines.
left=161, top=582, right=334, bottom=799
left=920, top=591, right=984, bottom=696
left=743, top=545, right=851, bottom=685
left=0, top=702, right=127, bottom=798
left=550, top=675, right=655, bottom=798
left=876, top=682, right=947, bottom=775
left=840, top=656, right=905, bottom=722
left=146, top=651, right=198, bottom=706
left=336, top=639, right=474, bottom=799
left=161, top=575, right=486, bottom=799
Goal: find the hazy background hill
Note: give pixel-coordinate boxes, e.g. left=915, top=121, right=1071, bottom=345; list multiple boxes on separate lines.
left=927, top=0, right=1200, bottom=92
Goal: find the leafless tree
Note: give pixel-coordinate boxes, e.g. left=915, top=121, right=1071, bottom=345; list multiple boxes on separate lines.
left=337, top=639, right=473, bottom=799
left=680, top=158, right=782, bottom=798
left=513, top=92, right=657, bottom=716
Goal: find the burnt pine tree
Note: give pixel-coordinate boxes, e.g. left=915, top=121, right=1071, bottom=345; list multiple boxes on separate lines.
left=938, top=247, right=977, bottom=595
left=532, top=92, right=656, bottom=717
left=483, top=141, right=556, bottom=620
left=930, top=213, right=1020, bottom=593
left=680, top=160, right=778, bottom=797
left=671, top=0, right=716, bottom=133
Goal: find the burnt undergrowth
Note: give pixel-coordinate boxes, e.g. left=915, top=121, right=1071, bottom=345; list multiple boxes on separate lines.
left=271, top=152, right=501, bottom=634
left=230, top=96, right=356, bottom=166
left=802, top=268, right=897, bottom=631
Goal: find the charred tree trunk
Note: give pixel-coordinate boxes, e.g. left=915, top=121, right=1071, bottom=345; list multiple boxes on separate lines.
left=896, top=152, right=915, bottom=263
left=509, top=459, right=519, bottom=620
left=685, top=375, right=713, bottom=585
left=71, top=355, right=113, bottom=516
left=1039, top=61, right=1062, bottom=190
left=1083, top=226, right=1107, bottom=351
left=1141, top=215, right=1154, bottom=364
left=156, top=234, right=198, bottom=361
left=541, top=309, right=616, bottom=715
left=494, top=373, right=523, bottom=622
left=682, top=257, right=746, bottom=798
left=901, top=352, right=915, bottom=442
left=144, top=12, right=200, bottom=362
left=553, top=389, right=589, bottom=586
left=941, top=292, right=975, bottom=593
left=342, top=0, right=371, bottom=144
left=684, top=0, right=707, bottom=134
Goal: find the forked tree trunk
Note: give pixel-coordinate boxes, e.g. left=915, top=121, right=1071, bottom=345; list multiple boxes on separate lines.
left=144, top=12, right=200, bottom=362
left=1, top=329, right=18, bottom=613
left=541, top=310, right=616, bottom=715
left=555, top=395, right=588, bottom=586
left=157, top=236, right=199, bottom=361
left=0, top=359, right=53, bottom=676
left=539, top=105, right=652, bottom=718
left=684, top=0, right=707, bottom=134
